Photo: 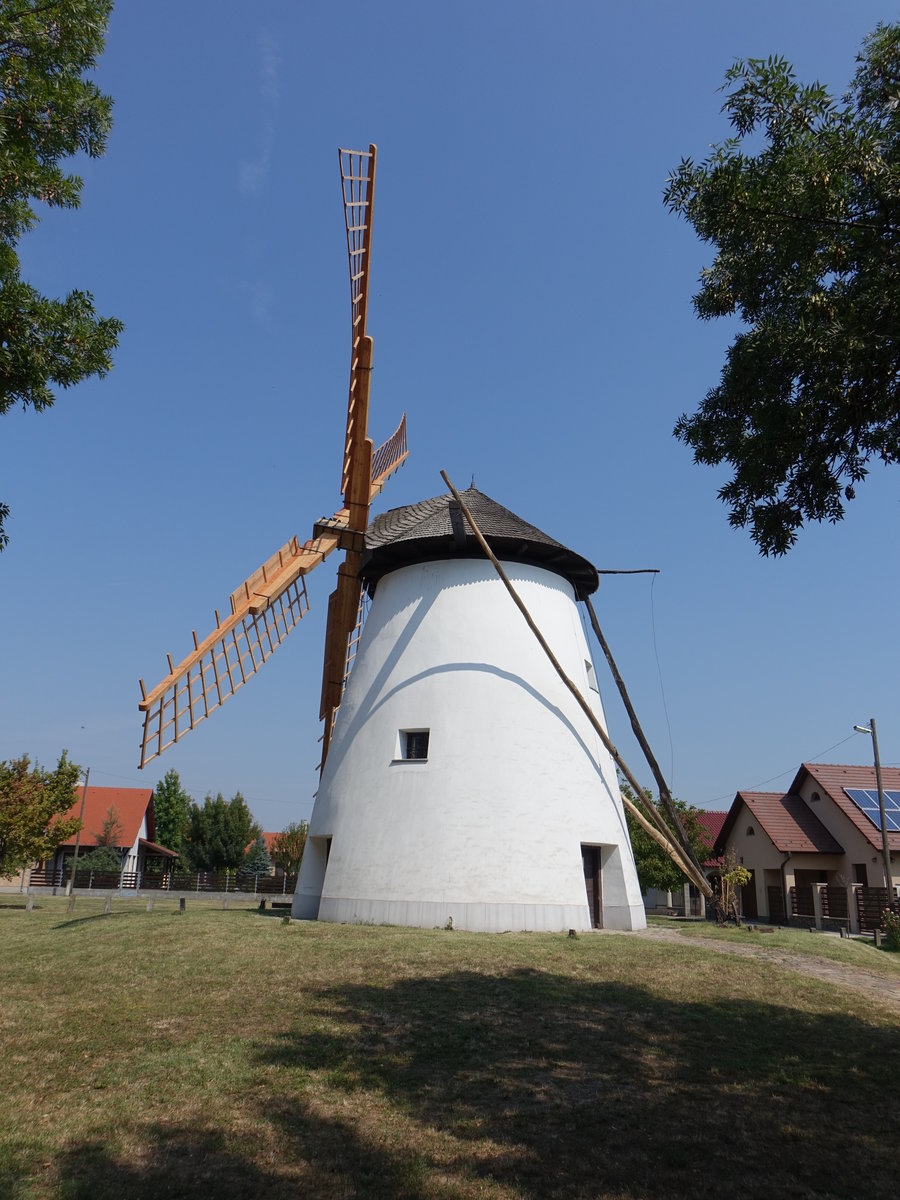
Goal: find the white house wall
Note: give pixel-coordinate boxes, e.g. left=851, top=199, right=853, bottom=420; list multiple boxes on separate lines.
left=293, top=558, right=645, bottom=932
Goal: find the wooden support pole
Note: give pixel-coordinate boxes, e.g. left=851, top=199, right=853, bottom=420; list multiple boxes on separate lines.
left=440, top=470, right=712, bottom=898
left=583, top=596, right=710, bottom=882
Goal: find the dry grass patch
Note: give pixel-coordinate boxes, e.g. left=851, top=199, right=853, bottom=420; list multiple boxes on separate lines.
left=1, top=898, right=897, bottom=1199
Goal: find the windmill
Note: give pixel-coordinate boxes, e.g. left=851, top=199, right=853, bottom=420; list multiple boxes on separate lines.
left=137, top=145, right=408, bottom=773
left=140, top=146, right=709, bottom=933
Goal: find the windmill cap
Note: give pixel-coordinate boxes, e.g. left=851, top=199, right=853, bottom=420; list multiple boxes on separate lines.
left=361, top=485, right=599, bottom=599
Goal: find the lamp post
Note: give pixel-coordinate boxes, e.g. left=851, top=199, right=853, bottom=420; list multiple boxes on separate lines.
left=66, top=766, right=90, bottom=908
left=853, top=719, right=893, bottom=897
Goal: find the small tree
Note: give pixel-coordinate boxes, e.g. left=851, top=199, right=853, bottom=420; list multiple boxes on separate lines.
left=76, top=844, right=122, bottom=875
left=0, top=753, right=82, bottom=878
left=270, top=821, right=308, bottom=875
left=95, top=804, right=123, bottom=848
left=152, top=769, right=192, bottom=857
left=243, top=833, right=271, bottom=877
left=716, top=849, right=752, bottom=926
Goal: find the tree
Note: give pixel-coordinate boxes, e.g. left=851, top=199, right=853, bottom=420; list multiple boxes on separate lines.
left=95, top=803, right=122, bottom=847
left=74, top=802, right=123, bottom=874
left=242, top=832, right=271, bottom=877
left=0, top=0, right=123, bottom=550
left=623, top=784, right=710, bottom=894
left=184, top=792, right=260, bottom=872
left=0, top=752, right=81, bottom=878
left=715, top=848, right=752, bottom=926
left=664, top=22, right=900, bottom=555
left=76, top=843, right=121, bottom=874
left=269, top=821, right=308, bottom=874
left=152, top=769, right=192, bottom=857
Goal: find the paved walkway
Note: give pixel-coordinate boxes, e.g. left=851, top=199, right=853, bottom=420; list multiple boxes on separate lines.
left=633, top=923, right=900, bottom=1012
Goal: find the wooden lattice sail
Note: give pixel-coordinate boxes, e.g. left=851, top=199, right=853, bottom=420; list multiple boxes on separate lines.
left=138, top=144, right=408, bottom=769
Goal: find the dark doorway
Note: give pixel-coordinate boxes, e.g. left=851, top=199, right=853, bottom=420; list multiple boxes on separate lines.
left=581, top=845, right=602, bottom=928
left=741, top=868, right=758, bottom=918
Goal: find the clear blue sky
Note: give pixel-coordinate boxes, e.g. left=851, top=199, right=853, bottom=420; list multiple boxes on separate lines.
left=1, top=1, right=897, bottom=830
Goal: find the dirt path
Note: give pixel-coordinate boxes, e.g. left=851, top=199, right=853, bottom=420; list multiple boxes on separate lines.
left=632, top=924, right=900, bottom=1013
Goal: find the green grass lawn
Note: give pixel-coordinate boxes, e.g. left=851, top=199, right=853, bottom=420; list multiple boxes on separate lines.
left=1, top=897, right=897, bottom=1200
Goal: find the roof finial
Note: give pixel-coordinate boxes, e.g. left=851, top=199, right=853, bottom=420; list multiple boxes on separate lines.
left=471, top=473, right=475, bottom=489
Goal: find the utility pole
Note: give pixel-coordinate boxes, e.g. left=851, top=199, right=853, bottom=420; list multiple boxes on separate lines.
left=66, top=766, right=90, bottom=910
left=854, top=720, right=893, bottom=897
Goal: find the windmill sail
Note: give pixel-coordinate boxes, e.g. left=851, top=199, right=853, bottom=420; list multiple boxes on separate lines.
left=137, top=144, right=408, bottom=772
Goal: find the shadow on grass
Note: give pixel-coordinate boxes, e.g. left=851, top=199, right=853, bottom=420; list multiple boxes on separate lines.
left=36, top=967, right=900, bottom=1200
left=51, top=910, right=138, bottom=930
left=255, top=969, right=899, bottom=1199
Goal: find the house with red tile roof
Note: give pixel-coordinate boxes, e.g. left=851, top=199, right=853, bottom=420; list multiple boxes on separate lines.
left=715, top=763, right=900, bottom=923
left=38, top=785, right=176, bottom=885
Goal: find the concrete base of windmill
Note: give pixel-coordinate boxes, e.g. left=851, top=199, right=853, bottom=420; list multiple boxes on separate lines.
left=309, top=895, right=645, bottom=932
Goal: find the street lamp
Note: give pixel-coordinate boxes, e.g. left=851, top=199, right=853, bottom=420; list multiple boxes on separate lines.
left=66, top=766, right=90, bottom=909
left=852, top=719, right=893, bottom=897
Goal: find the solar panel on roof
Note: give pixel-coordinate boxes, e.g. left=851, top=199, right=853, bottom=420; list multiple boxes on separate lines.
left=844, top=788, right=900, bottom=832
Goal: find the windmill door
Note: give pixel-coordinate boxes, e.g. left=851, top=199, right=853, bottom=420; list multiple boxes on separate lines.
left=581, top=845, right=602, bottom=929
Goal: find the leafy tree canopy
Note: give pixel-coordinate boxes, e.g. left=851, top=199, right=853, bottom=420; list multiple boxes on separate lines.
left=152, top=768, right=192, bottom=856
left=185, top=791, right=260, bottom=873
left=623, top=784, right=711, bottom=894
left=0, top=0, right=122, bottom=549
left=270, top=820, right=308, bottom=874
left=665, top=22, right=900, bottom=555
left=0, top=751, right=81, bottom=878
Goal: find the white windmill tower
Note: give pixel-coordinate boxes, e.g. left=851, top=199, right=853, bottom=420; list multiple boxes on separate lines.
left=293, top=487, right=647, bottom=932
left=138, top=145, right=698, bottom=931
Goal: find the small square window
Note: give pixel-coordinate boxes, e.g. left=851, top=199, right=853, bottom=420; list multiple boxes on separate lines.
left=585, top=659, right=599, bottom=693
left=402, top=730, right=429, bottom=760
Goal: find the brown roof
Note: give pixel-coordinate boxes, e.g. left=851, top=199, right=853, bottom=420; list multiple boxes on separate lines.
left=57, top=786, right=154, bottom=849
left=717, top=791, right=844, bottom=855
left=791, top=762, right=900, bottom=853
left=362, top=486, right=599, bottom=599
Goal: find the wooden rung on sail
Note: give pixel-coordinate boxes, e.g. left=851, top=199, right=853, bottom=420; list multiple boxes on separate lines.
left=138, top=576, right=310, bottom=768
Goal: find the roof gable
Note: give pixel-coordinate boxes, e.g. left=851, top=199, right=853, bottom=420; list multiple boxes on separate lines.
left=716, top=790, right=843, bottom=855
left=57, top=786, right=154, bottom=849
left=792, top=762, right=900, bottom=853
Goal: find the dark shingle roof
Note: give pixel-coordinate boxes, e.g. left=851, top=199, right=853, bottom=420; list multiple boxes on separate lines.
left=362, top=486, right=599, bottom=598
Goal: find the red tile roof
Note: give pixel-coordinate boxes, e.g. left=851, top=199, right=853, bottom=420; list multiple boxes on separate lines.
left=57, top=786, right=154, bottom=849
left=718, top=791, right=844, bottom=855
left=697, top=810, right=727, bottom=867
left=792, top=763, right=900, bottom=853
left=245, top=832, right=280, bottom=855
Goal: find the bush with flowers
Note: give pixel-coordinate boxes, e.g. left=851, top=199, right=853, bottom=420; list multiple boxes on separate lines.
left=883, top=908, right=900, bottom=951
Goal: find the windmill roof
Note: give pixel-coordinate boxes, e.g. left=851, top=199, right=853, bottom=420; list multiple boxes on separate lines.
left=362, top=486, right=599, bottom=598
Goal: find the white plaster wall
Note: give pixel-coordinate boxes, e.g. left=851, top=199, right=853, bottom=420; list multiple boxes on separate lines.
left=293, top=557, right=645, bottom=931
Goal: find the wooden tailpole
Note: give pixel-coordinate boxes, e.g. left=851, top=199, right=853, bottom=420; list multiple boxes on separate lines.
left=440, top=471, right=712, bottom=899
left=583, top=596, right=710, bottom=884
